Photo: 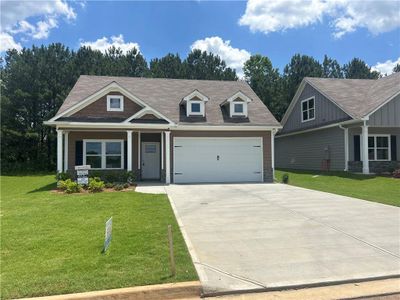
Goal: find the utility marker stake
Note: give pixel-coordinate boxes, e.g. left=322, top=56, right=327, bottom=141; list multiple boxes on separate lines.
left=168, top=224, right=176, bottom=276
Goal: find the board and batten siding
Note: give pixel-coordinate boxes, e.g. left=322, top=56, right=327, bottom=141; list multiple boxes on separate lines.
left=348, top=127, right=400, bottom=161
left=368, top=94, right=400, bottom=127
left=275, top=126, right=345, bottom=171
left=282, top=83, right=351, bottom=134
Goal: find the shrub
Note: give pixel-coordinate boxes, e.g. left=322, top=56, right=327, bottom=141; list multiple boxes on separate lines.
left=393, top=169, right=400, bottom=178
left=88, top=177, right=105, bottom=193
left=58, top=179, right=81, bottom=194
left=56, top=171, right=72, bottom=181
left=105, top=182, right=114, bottom=189
left=282, top=173, right=289, bottom=184
left=114, top=184, right=124, bottom=191
left=88, top=170, right=137, bottom=184
left=123, top=183, right=130, bottom=189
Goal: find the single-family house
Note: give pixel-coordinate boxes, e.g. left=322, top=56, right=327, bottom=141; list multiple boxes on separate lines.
left=45, top=75, right=281, bottom=183
left=275, top=72, right=400, bottom=174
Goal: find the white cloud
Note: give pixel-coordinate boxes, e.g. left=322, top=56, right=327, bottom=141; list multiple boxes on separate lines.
left=0, top=0, right=76, bottom=51
left=372, top=57, right=400, bottom=75
left=0, top=32, right=22, bottom=52
left=80, top=35, right=140, bottom=53
left=190, top=36, right=251, bottom=78
left=239, top=0, right=400, bottom=38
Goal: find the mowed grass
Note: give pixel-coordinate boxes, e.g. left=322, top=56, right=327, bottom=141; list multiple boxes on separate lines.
left=276, top=169, right=400, bottom=207
left=0, top=174, right=197, bottom=299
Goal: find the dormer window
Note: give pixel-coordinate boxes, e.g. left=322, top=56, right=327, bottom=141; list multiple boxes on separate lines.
left=107, top=95, right=124, bottom=112
left=182, top=90, right=209, bottom=117
left=222, top=91, right=252, bottom=118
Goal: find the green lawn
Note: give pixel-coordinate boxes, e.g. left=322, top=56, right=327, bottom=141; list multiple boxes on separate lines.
left=0, top=174, right=197, bottom=299
left=276, top=169, right=400, bottom=207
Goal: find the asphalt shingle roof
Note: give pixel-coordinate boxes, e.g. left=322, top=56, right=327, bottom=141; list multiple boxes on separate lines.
left=55, top=75, right=280, bottom=126
left=305, top=72, right=400, bottom=119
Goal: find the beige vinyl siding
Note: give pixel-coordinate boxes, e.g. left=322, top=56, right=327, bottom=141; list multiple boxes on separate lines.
left=275, top=127, right=345, bottom=171
left=282, top=84, right=351, bottom=134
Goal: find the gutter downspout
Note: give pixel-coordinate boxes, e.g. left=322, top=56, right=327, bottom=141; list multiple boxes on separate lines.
left=339, top=124, right=349, bottom=172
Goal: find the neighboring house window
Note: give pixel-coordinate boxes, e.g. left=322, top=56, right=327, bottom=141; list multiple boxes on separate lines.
left=83, top=140, right=124, bottom=169
left=301, top=97, right=315, bottom=122
left=107, top=95, right=124, bottom=111
left=368, top=135, right=390, bottom=161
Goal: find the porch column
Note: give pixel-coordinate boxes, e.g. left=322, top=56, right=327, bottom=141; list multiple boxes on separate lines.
left=57, top=129, right=63, bottom=173
left=344, top=128, right=349, bottom=171
left=64, top=131, right=69, bottom=172
left=161, top=132, right=164, bottom=170
left=127, top=130, right=133, bottom=171
left=271, top=129, right=275, bottom=180
left=138, top=131, right=141, bottom=170
left=165, top=131, right=171, bottom=184
left=361, top=122, right=369, bottom=174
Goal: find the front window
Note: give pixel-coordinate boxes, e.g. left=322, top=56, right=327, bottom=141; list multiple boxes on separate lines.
left=234, top=103, right=244, bottom=113
left=84, top=140, right=124, bottom=169
left=368, top=135, right=390, bottom=161
left=191, top=102, right=201, bottom=113
left=301, top=97, right=315, bottom=122
left=107, top=95, right=124, bottom=111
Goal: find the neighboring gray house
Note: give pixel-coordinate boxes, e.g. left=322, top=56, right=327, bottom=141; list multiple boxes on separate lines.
left=275, top=72, right=400, bottom=174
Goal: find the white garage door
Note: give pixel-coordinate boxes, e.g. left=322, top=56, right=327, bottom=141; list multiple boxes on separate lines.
left=173, top=137, right=263, bottom=183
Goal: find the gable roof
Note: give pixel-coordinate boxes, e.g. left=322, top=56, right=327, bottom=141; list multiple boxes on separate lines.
left=282, top=72, right=400, bottom=125
left=54, top=75, right=280, bottom=127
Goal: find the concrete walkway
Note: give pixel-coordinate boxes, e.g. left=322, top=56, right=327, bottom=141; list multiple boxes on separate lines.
left=165, top=183, right=400, bottom=295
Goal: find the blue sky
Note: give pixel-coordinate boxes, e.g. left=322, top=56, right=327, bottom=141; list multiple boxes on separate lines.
left=1, top=1, right=400, bottom=76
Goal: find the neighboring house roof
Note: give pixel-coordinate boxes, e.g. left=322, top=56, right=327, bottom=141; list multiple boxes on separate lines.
left=54, top=75, right=280, bottom=127
left=282, top=72, right=400, bottom=125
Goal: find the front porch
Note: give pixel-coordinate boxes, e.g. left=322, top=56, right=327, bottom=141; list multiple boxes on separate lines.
left=56, top=129, right=171, bottom=183
left=343, top=123, right=399, bottom=174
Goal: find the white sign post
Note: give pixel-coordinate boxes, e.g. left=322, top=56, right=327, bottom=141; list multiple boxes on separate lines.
left=75, top=165, right=90, bottom=185
left=103, top=217, right=112, bottom=253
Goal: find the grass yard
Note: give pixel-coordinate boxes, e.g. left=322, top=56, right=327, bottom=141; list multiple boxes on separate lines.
left=0, top=174, right=197, bottom=299
left=276, top=169, right=400, bottom=207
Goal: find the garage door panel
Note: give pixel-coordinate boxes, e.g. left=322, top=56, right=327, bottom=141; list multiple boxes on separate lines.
left=173, top=137, right=263, bottom=183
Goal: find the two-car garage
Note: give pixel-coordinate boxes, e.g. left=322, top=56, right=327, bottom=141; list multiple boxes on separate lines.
left=172, top=137, right=264, bottom=183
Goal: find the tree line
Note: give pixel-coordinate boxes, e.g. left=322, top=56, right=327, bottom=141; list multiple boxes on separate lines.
left=1, top=43, right=397, bottom=172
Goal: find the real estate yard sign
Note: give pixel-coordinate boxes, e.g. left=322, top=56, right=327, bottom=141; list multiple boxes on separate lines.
left=75, top=165, right=90, bottom=185
left=103, top=217, right=112, bottom=253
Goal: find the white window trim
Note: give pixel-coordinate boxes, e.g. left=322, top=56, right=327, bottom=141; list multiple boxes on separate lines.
left=83, top=139, right=125, bottom=170
left=230, top=101, right=248, bottom=117
left=301, top=97, right=315, bottom=123
left=107, top=95, right=124, bottom=112
left=367, top=134, right=391, bottom=161
left=187, top=100, right=205, bottom=117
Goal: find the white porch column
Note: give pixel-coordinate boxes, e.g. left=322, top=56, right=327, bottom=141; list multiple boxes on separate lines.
left=161, top=132, right=164, bottom=170
left=63, top=131, right=69, bottom=172
left=138, top=131, right=141, bottom=169
left=344, top=128, right=349, bottom=171
left=361, top=122, right=369, bottom=174
left=165, top=131, right=171, bottom=184
left=270, top=129, right=275, bottom=180
left=57, top=129, right=63, bottom=173
left=127, top=130, right=133, bottom=171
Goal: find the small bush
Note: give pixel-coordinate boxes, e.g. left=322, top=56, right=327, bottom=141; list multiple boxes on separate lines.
left=88, top=170, right=137, bottom=184
left=56, top=172, right=72, bottom=181
left=58, top=179, right=81, bottom=194
left=282, top=173, right=289, bottom=184
left=393, top=169, right=400, bottom=178
left=123, top=183, right=130, bottom=189
left=114, top=184, right=124, bottom=191
left=105, top=182, right=114, bottom=189
left=88, top=177, right=105, bottom=193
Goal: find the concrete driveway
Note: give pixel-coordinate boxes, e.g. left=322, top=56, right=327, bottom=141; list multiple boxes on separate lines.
left=165, top=183, right=400, bottom=295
